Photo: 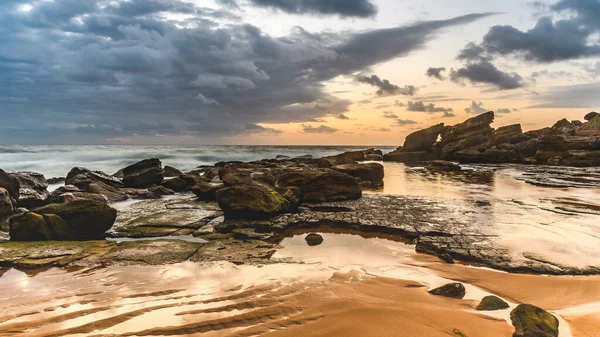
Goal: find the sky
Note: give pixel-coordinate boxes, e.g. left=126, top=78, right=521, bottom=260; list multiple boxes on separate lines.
left=1, top=0, right=599, bottom=145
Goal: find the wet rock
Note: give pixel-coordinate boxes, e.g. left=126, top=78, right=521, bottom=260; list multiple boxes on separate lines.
left=476, top=296, right=509, bottom=311
left=333, top=163, right=384, bottom=188
left=584, top=111, right=598, bottom=121
left=66, top=167, right=123, bottom=188
left=278, top=186, right=301, bottom=212
left=551, top=118, right=577, bottom=135
left=439, top=253, right=454, bottom=264
left=404, top=123, right=445, bottom=152
left=278, top=169, right=361, bottom=202
left=51, top=191, right=109, bottom=204
left=305, top=233, right=323, bottom=246
left=0, top=188, right=14, bottom=222
left=191, top=181, right=224, bottom=201
left=33, top=199, right=117, bottom=240
left=325, top=148, right=382, bottom=165
left=101, top=240, right=202, bottom=266
left=9, top=212, right=71, bottom=241
left=47, top=177, right=65, bottom=184
left=510, top=304, right=559, bottom=337
left=428, top=283, right=466, bottom=299
left=11, top=171, right=49, bottom=208
left=216, top=184, right=290, bottom=219
left=426, top=160, right=461, bottom=172
left=86, top=181, right=129, bottom=202
left=163, top=165, right=183, bottom=178
left=516, top=139, right=538, bottom=159
left=119, top=188, right=160, bottom=200
left=276, top=155, right=291, bottom=160
left=180, top=172, right=208, bottom=186
left=148, top=185, right=175, bottom=196
left=0, top=168, right=20, bottom=200
left=483, top=146, right=522, bottom=164
left=439, top=111, right=495, bottom=159
left=536, top=135, right=569, bottom=164
left=222, top=171, right=254, bottom=187
left=122, top=158, right=164, bottom=188
left=494, top=124, right=527, bottom=145
left=161, top=177, right=189, bottom=192
left=384, top=151, right=438, bottom=162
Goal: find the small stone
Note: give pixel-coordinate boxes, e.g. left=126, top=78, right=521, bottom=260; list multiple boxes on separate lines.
left=477, top=296, right=509, bottom=311
left=305, top=233, right=323, bottom=246
left=429, top=283, right=466, bottom=299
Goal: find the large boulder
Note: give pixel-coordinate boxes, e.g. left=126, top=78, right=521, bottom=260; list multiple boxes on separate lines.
left=551, top=118, right=577, bottom=135
left=216, top=184, right=290, bottom=219
left=438, top=111, right=495, bottom=159
left=510, top=304, right=559, bottom=337
left=277, top=169, right=362, bottom=202
left=403, top=123, right=445, bottom=152
left=122, top=158, right=164, bottom=188
left=66, top=167, right=124, bottom=188
left=333, top=163, right=384, bottom=188
left=0, top=169, right=20, bottom=200
left=9, top=212, right=70, bottom=241
left=584, top=111, right=598, bottom=121
left=11, top=172, right=49, bottom=208
left=161, top=177, right=189, bottom=192
left=86, top=181, right=129, bottom=202
left=33, top=199, right=117, bottom=240
left=163, top=165, right=183, bottom=177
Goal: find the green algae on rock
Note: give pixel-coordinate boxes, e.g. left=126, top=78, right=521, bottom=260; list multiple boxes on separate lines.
left=510, top=304, right=559, bottom=337
left=476, top=296, right=510, bottom=311
left=428, top=283, right=466, bottom=299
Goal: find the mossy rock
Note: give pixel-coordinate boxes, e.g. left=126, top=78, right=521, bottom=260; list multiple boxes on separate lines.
left=0, top=240, right=113, bottom=268
left=305, top=233, right=324, bottom=246
left=429, top=283, right=466, bottom=299
left=148, top=185, right=175, bottom=196
left=510, top=304, right=559, bottom=337
left=9, top=212, right=72, bottom=241
left=477, top=296, right=509, bottom=311
left=216, top=184, right=290, bottom=219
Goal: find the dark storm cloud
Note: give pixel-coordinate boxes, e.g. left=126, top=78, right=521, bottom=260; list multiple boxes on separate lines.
left=458, top=0, right=600, bottom=63
left=356, top=75, right=417, bottom=96
left=248, top=0, right=377, bottom=18
left=406, top=101, right=453, bottom=113
left=0, top=1, right=491, bottom=143
left=450, top=59, right=525, bottom=90
left=426, top=67, right=446, bottom=80
left=302, top=125, right=338, bottom=133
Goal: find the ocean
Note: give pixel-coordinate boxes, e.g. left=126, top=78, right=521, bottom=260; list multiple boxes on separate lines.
left=0, top=145, right=397, bottom=179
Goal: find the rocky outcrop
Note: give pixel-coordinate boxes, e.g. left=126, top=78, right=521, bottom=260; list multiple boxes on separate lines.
left=494, top=124, right=526, bottom=145
left=277, top=169, right=361, bottom=202
left=383, top=124, right=444, bottom=162
left=11, top=171, right=49, bottom=208
left=510, top=304, right=559, bottom=337
left=383, top=151, right=438, bottom=162
left=216, top=184, right=290, bottom=219
left=428, top=283, right=466, bottom=299
left=584, top=111, right=598, bottom=121
left=163, top=165, right=183, bottom=177
left=333, top=163, right=384, bottom=188
left=323, top=149, right=382, bottom=165
left=439, top=111, right=495, bottom=159
left=122, top=158, right=164, bottom=188
left=551, top=118, right=577, bottom=135
left=66, top=167, right=124, bottom=189
left=477, top=296, right=509, bottom=311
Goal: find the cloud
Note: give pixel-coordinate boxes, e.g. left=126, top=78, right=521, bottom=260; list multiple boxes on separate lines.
left=528, top=81, right=600, bottom=109
left=441, top=111, right=456, bottom=118
left=335, top=113, right=350, bottom=120
left=464, top=101, right=489, bottom=114
left=382, top=111, right=399, bottom=119
left=458, top=0, right=600, bottom=63
left=0, top=1, right=491, bottom=143
left=377, top=127, right=391, bottom=132
left=406, top=101, right=454, bottom=113
left=357, top=74, right=417, bottom=96
left=426, top=67, right=446, bottom=80
left=302, top=124, right=338, bottom=133
left=495, top=108, right=511, bottom=114
left=248, top=0, right=378, bottom=18
left=450, top=59, right=524, bottom=90
left=396, top=119, right=418, bottom=126
left=243, top=123, right=282, bottom=134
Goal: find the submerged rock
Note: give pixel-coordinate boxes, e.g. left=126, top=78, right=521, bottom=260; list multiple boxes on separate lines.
left=428, top=283, right=466, bottom=299
left=122, top=158, right=164, bottom=188
left=216, top=184, right=290, bottom=219
left=477, top=296, right=509, bottom=311
left=426, top=160, right=461, bottom=172
left=510, top=304, right=559, bottom=337
left=11, top=171, right=49, bottom=208
left=305, top=233, right=323, bottom=246
left=278, top=169, right=361, bottom=202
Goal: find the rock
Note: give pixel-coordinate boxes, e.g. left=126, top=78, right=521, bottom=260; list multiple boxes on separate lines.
left=277, top=169, right=362, bottom=202
left=276, top=155, right=291, bottom=160
left=440, top=253, right=454, bottom=264
left=383, top=151, right=438, bottom=162
left=495, top=124, right=525, bottom=145
left=510, top=304, right=559, bottom=337
left=551, top=118, right=577, bottom=135
left=112, top=169, right=124, bottom=178
left=163, top=165, right=183, bottom=177
left=161, top=177, right=189, bottom=192
left=278, top=186, right=301, bottom=212
left=86, top=181, right=129, bottom=202
left=148, top=185, right=175, bottom=196
left=404, top=123, right=445, bottom=152
left=426, top=160, right=461, bottom=172
left=216, top=184, right=290, bottom=219
left=0, top=169, right=20, bottom=200
left=47, top=185, right=81, bottom=203
left=66, top=167, right=123, bottom=188
left=9, top=212, right=71, bottom=241
left=584, top=111, right=598, bottom=121
left=122, top=158, right=164, bottom=188
left=578, top=113, right=600, bottom=135
left=191, top=181, right=224, bottom=201
left=536, top=135, right=569, bottom=163
left=180, top=172, right=207, bottom=186
left=428, top=283, right=466, bottom=299
left=222, top=171, right=254, bottom=187
left=47, top=177, right=65, bottom=184
left=11, top=171, right=49, bottom=208
left=305, top=233, right=323, bottom=246
left=333, top=163, right=384, bottom=188
left=516, top=139, right=538, bottom=159
left=483, top=146, right=522, bottom=164
left=365, top=153, right=383, bottom=161
left=119, top=188, right=161, bottom=200
left=32, top=199, right=117, bottom=240
left=0, top=187, right=14, bottom=221
left=53, top=192, right=109, bottom=204
left=294, top=154, right=313, bottom=160
left=203, top=167, right=221, bottom=181
left=477, top=296, right=509, bottom=311
left=572, top=120, right=583, bottom=127
left=438, top=111, right=495, bottom=159
left=325, top=148, right=382, bottom=165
